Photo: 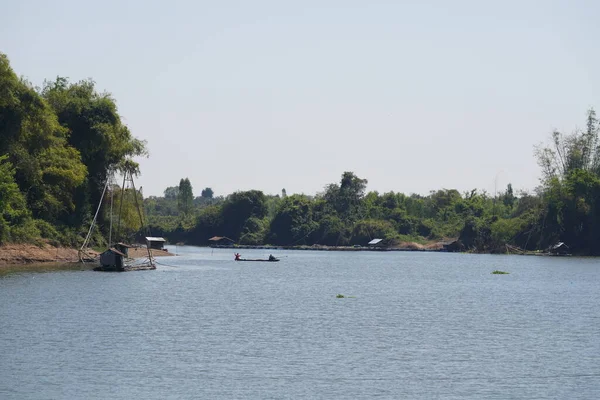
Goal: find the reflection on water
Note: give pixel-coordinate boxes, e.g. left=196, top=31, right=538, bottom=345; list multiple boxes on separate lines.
left=1, top=246, right=599, bottom=399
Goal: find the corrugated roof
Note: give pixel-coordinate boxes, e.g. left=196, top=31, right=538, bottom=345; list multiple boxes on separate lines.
left=103, top=248, right=126, bottom=257
left=368, top=238, right=383, bottom=245
left=208, top=236, right=234, bottom=242
left=145, top=237, right=166, bottom=242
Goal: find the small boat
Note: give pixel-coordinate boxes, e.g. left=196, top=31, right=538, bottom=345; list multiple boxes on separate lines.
left=234, top=253, right=279, bottom=262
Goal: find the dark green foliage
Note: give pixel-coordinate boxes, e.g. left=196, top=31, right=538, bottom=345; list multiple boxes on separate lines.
left=351, top=219, right=397, bottom=245
left=41, top=76, right=146, bottom=230
left=268, top=195, right=318, bottom=245
left=164, top=186, right=179, bottom=200
left=201, top=187, right=214, bottom=199
left=0, top=52, right=145, bottom=246
left=0, top=56, right=87, bottom=226
left=189, top=205, right=224, bottom=243
left=0, top=155, right=35, bottom=243
left=313, top=214, right=348, bottom=246
left=178, top=178, right=194, bottom=216
left=220, top=190, right=267, bottom=240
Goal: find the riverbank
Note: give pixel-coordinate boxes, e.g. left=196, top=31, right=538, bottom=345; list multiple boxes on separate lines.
left=0, top=243, right=174, bottom=266
left=208, top=241, right=447, bottom=252
left=0, top=243, right=89, bottom=266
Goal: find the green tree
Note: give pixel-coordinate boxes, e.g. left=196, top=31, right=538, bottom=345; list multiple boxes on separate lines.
left=164, top=186, right=179, bottom=199
left=502, top=183, right=515, bottom=207
left=0, top=54, right=87, bottom=225
left=220, top=190, right=267, bottom=240
left=268, top=194, right=318, bottom=245
left=41, top=76, right=146, bottom=229
left=322, top=171, right=368, bottom=221
left=177, top=178, right=194, bottom=216
left=201, top=187, right=214, bottom=199
left=536, top=108, right=600, bottom=181
left=0, top=155, right=35, bottom=243
left=188, top=205, right=223, bottom=244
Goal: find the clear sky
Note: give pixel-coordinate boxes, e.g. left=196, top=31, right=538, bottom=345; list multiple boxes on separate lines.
left=2, top=0, right=598, bottom=198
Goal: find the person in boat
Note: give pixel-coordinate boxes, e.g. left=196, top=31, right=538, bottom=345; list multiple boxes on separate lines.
left=234, top=253, right=241, bottom=261
left=268, top=254, right=276, bottom=261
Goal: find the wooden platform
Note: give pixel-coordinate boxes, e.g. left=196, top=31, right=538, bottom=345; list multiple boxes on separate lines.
left=93, top=263, right=156, bottom=272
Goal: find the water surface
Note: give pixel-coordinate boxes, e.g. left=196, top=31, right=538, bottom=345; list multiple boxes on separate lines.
left=1, top=247, right=599, bottom=399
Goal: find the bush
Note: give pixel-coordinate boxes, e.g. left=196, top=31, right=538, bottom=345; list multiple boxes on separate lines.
left=9, top=220, right=41, bottom=243
left=34, top=219, right=60, bottom=239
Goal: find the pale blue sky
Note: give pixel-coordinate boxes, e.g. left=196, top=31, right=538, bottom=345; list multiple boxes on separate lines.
left=2, top=0, right=598, bottom=197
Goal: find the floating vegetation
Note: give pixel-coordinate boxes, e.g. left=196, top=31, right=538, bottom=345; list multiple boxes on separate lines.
left=336, top=294, right=356, bottom=298
left=492, top=270, right=510, bottom=274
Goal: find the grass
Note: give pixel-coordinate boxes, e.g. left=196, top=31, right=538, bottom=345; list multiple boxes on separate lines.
left=492, top=270, right=510, bottom=274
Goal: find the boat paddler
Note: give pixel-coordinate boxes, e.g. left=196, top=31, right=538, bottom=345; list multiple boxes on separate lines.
left=234, top=253, right=241, bottom=261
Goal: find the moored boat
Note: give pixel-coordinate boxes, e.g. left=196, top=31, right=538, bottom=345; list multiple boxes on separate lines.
left=234, top=252, right=279, bottom=262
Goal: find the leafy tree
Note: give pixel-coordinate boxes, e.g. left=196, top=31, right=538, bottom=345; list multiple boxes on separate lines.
left=321, top=171, right=368, bottom=221
left=536, top=108, right=600, bottom=181
left=220, top=190, right=267, bottom=240
left=189, top=205, right=223, bottom=244
left=502, top=183, right=515, bottom=207
left=313, top=214, right=348, bottom=246
left=0, top=155, right=34, bottom=243
left=239, top=217, right=269, bottom=245
left=201, top=187, right=214, bottom=199
left=110, top=186, right=145, bottom=243
left=177, top=178, right=194, bottom=216
left=268, top=194, right=318, bottom=245
left=351, top=219, right=397, bottom=245
left=41, top=76, right=146, bottom=229
left=0, top=54, right=88, bottom=226
left=164, top=186, right=179, bottom=199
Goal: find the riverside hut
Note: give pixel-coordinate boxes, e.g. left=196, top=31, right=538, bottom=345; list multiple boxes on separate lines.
left=100, top=248, right=126, bottom=269
left=208, top=236, right=235, bottom=247
left=368, top=238, right=384, bottom=247
left=115, top=242, right=132, bottom=257
left=146, top=237, right=166, bottom=250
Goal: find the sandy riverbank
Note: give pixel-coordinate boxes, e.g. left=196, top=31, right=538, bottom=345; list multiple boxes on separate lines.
left=128, top=247, right=174, bottom=258
left=0, top=243, right=87, bottom=266
left=0, top=243, right=174, bottom=266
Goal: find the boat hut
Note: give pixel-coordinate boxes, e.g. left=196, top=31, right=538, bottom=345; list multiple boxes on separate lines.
left=368, top=238, right=384, bottom=247
left=549, top=242, right=570, bottom=256
left=100, top=248, right=126, bottom=268
left=208, top=236, right=235, bottom=247
left=115, top=242, right=132, bottom=257
left=146, top=237, right=166, bottom=250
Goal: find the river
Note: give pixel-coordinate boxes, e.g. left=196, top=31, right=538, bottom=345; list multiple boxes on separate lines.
left=1, top=246, right=599, bottom=399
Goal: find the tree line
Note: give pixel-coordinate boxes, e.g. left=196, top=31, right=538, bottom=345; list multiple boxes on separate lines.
left=145, top=111, right=600, bottom=255
left=2, top=51, right=599, bottom=255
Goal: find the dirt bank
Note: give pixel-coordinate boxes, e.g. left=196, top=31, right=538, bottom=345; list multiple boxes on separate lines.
left=128, top=247, right=174, bottom=258
left=0, top=243, right=173, bottom=266
left=0, top=243, right=88, bottom=266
